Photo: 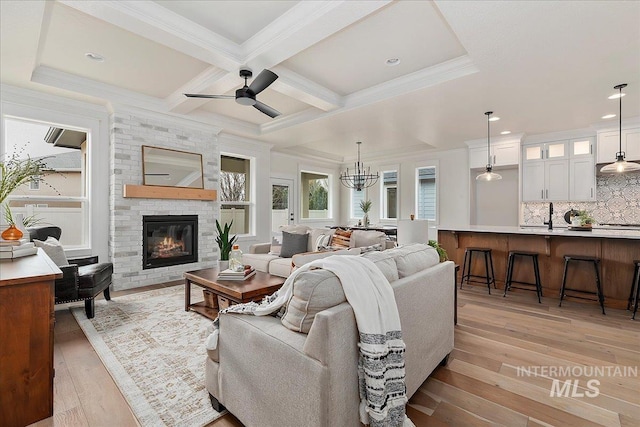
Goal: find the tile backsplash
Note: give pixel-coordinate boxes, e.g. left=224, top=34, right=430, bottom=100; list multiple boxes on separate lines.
left=522, top=172, right=640, bottom=226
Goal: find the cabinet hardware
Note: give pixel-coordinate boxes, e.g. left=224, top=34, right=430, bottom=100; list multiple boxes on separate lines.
left=541, top=189, right=544, bottom=199
left=591, top=188, right=593, bottom=198
left=546, top=189, right=548, bottom=199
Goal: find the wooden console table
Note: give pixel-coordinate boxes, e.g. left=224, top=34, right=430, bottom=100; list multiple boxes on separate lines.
left=0, top=249, right=62, bottom=427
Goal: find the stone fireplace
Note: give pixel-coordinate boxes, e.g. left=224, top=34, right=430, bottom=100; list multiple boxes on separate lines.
left=109, top=110, right=220, bottom=290
left=143, top=215, right=198, bottom=269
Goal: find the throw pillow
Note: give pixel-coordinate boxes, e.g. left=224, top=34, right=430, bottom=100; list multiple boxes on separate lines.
left=34, top=236, right=69, bottom=267
left=391, top=243, right=440, bottom=278
left=329, top=228, right=352, bottom=249
left=279, top=231, right=309, bottom=258
left=269, top=225, right=310, bottom=255
left=281, top=269, right=347, bottom=333
left=314, top=234, right=332, bottom=251
left=360, top=243, right=383, bottom=254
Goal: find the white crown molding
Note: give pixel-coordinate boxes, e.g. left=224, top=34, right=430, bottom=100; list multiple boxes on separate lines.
left=465, top=133, right=525, bottom=148
left=111, top=104, right=223, bottom=135
left=31, top=66, right=168, bottom=111
left=1, top=83, right=109, bottom=116
left=219, top=132, right=273, bottom=153
left=274, top=146, right=344, bottom=164
left=60, top=0, right=242, bottom=70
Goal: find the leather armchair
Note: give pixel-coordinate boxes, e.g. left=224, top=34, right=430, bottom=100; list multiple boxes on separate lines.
left=28, top=226, right=113, bottom=318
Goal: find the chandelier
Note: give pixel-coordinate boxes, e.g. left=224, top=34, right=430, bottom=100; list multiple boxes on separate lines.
left=600, top=83, right=640, bottom=173
left=340, top=141, right=379, bottom=191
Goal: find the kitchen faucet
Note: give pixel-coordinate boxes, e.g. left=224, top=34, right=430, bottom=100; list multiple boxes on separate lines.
left=544, top=202, right=553, bottom=230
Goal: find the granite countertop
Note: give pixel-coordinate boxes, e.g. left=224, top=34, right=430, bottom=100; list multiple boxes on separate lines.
left=438, top=225, right=640, bottom=240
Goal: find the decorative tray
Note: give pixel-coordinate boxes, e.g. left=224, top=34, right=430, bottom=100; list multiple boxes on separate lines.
left=568, top=226, right=593, bottom=231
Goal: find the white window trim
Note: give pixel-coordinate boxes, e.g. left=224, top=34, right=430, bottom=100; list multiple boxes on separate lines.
left=350, top=187, right=367, bottom=220
left=298, top=166, right=333, bottom=222
left=29, top=176, right=41, bottom=190
left=414, top=160, right=440, bottom=225
left=220, top=152, right=255, bottom=238
left=379, top=165, right=400, bottom=222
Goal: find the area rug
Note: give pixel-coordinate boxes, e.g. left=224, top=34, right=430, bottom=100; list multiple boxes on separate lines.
left=71, top=285, right=222, bottom=427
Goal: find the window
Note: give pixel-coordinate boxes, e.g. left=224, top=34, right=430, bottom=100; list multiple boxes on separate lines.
left=29, top=175, right=41, bottom=190
left=300, top=171, right=329, bottom=219
left=380, top=170, right=398, bottom=219
left=351, top=188, right=365, bottom=219
left=220, top=155, right=252, bottom=235
left=3, top=118, right=89, bottom=249
left=416, top=166, right=436, bottom=220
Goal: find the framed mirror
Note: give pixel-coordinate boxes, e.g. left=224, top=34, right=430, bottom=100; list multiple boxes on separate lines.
left=142, top=146, right=204, bottom=188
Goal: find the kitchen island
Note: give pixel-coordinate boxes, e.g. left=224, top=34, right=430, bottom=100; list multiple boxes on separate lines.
left=438, top=225, right=640, bottom=309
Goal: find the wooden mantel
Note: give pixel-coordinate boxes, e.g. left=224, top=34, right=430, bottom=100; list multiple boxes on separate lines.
left=123, top=184, right=217, bottom=201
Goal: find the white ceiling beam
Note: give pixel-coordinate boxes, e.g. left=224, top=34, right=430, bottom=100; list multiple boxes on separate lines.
left=270, top=67, right=343, bottom=112
left=168, top=68, right=240, bottom=115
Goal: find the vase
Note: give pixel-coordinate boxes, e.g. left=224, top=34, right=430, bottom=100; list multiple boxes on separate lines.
left=1, top=224, right=24, bottom=241
left=217, top=260, right=229, bottom=271
left=363, top=214, right=369, bottom=227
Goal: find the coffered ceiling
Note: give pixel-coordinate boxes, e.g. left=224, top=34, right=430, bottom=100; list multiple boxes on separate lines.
left=1, top=1, right=639, bottom=162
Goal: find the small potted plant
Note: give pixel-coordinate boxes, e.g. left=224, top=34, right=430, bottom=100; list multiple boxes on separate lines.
left=577, top=210, right=595, bottom=228
left=360, top=199, right=372, bottom=227
left=215, top=219, right=237, bottom=270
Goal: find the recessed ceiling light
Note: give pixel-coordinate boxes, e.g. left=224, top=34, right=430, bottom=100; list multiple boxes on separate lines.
left=488, top=116, right=500, bottom=122
left=601, top=114, right=616, bottom=119
left=385, top=58, right=400, bottom=66
left=608, top=93, right=626, bottom=99
left=85, top=52, right=105, bottom=62
left=500, top=131, right=511, bottom=135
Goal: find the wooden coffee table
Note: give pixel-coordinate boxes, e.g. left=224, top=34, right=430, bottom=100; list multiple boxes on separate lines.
left=184, top=268, right=285, bottom=320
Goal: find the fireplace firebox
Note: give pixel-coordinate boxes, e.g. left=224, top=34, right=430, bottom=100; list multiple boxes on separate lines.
left=143, top=215, right=198, bottom=269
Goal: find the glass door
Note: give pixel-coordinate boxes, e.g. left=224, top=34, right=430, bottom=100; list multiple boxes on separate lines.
left=271, top=178, right=294, bottom=234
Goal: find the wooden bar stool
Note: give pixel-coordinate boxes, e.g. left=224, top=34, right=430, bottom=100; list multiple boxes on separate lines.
left=460, top=247, right=496, bottom=294
left=503, top=251, right=543, bottom=303
left=559, top=255, right=605, bottom=315
left=627, top=260, right=640, bottom=320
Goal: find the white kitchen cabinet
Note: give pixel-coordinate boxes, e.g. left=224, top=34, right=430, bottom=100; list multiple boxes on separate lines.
left=570, top=158, right=596, bottom=201
left=469, top=141, right=519, bottom=169
left=570, top=137, right=594, bottom=158
left=597, top=127, right=640, bottom=163
left=522, top=140, right=570, bottom=202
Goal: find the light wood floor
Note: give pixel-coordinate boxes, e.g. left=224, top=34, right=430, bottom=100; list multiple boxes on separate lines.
left=32, top=284, right=639, bottom=427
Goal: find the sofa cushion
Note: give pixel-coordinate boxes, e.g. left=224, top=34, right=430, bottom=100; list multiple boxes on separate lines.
left=269, top=257, right=294, bottom=278
left=361, top=250, right=400, bottom=283
left=281, top=269, right=346, bottom=333
left=34, top=236, right=69, bottom=267
left=270, top=225, right=310, bottom=255
left=390, top=243, right=440, bottom=278
left=349, top=230, right=386, bottom=249
left=291, top=248, right=361, bottom=270
left=329, top=228, right=351, bottom=249
left=243, top=253, right=279, bottom=273
left=308, top=228, right=335, bottom=252
left=280, top=231, right=309, bottom=258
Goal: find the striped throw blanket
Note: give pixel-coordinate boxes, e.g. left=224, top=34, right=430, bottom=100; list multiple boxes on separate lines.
left=206, top=255, right=414, bottom=427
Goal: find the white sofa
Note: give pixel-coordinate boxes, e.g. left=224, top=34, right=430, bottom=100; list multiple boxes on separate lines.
left=243, top=226, right=392, bottom=278
left=206, top=244, right=455, bottom=426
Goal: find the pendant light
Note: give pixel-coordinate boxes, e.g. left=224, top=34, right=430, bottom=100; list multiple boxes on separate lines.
left=476, top=111, right=502, bottom=181
left=339, top=141, right=379, bottom=191
left=600, top=84, right=640, bottom=173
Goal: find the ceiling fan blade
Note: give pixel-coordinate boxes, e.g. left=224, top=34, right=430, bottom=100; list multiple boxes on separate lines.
left=253, top=101, right=281, bottom=118
left=248, top=69, right=278, bottom=95
left=183, top=94, right=234, bottom=99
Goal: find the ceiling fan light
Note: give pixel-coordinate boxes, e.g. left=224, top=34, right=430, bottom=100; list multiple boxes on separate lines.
left=236, top=97, right=256, bottom=106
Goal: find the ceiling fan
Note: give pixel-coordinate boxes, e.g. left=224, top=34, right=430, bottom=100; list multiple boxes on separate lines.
left=184, top=68, right=281, bottom=118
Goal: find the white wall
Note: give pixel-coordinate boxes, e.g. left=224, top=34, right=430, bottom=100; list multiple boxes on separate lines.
left=472, top=167, right=519, bottom=226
